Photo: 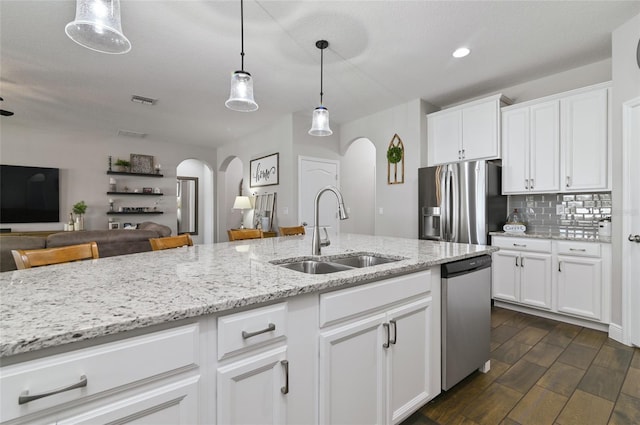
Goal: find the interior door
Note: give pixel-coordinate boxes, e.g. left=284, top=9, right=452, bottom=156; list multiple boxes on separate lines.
left=623, top=97, right=640, bottom=346
left=298, top=157, right=340, bottom=238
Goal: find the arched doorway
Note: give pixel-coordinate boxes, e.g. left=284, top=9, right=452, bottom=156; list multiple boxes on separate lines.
left=218, top=156, right=244, bottom=242
left=341, top=138, right=376, bottom=235
left=177, top=159, right=214, bottom=244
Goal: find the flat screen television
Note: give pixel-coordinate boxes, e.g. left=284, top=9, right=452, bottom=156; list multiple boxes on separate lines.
left=0, top=165, right=60, bottom=223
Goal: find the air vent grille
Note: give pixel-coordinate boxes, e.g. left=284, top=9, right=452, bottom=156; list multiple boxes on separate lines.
left=117, top=129, right=147, bottom=138
left=131, top=95, right=158, bottom=105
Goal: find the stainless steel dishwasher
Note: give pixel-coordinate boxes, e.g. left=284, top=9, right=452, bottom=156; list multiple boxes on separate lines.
left=441, top=255, right=492, bottom=390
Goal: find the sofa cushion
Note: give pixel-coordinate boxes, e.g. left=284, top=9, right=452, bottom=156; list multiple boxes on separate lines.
left=0, top=236, right=47, bottom=272
left=138, top=221, right=171, bottom=237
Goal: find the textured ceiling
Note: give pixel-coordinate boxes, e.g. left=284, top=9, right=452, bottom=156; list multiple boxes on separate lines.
left=1, top=0, right=639, bottom=148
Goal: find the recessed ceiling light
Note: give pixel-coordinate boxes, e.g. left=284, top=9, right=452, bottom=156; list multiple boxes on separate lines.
left=452, top=47, right=470, bottom=58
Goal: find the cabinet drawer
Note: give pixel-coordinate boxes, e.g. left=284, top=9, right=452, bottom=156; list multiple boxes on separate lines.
left=319, top=270, right=431, bottom=327
left=217, top=302, right=287, bottom=360
left=492, top=237, right=551, bottom=253
left=0, top=324, right=199, bottom=423
left=556, top=241, right=601, bottom=257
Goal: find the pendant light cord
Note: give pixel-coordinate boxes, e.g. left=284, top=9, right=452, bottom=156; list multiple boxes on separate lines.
left=319, top=45, right=324, bottom=105
left=240, top=0, right=245, bottom=71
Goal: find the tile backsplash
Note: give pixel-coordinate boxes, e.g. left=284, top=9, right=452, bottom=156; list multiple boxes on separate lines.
left=507, top=192, right=611, bottom=237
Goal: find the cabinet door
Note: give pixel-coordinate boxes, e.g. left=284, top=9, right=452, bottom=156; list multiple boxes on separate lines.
left=561, top=88, right=609, bottom=191
left=520, top=252, right=552, bottom=309
left=57, top=376, right=199, bottom=425
left=217, top=347, right=288, bottom=425
left=492, top=251, right=520, bottom=302
left=462, top=99, right=500, bottom=161
left=386, top=298, right=432, bottom=425
left=557, top=256, right=602, bottom=320
left=502, top=107, right=530, bottom=194
left=428, top=109, right=462, bottom=165
left=530, top=100, right=560, bottom=193
left=319, top=314, right=386, bottom=425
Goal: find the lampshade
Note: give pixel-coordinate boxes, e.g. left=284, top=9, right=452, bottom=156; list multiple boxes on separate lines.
left=225, top=71, right=258, bottom=112
left=309, top=106, right=333, bottom=136
left=233, top=196, right=252, bottom=210
left=65, top=0, right=131, bottom=54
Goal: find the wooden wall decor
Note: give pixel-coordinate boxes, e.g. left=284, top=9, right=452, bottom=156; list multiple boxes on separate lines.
left=387, top=133, right=405, bottom=184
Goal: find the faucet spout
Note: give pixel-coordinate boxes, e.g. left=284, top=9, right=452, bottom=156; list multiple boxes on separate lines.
left=312, top=185, right=349, bottom=255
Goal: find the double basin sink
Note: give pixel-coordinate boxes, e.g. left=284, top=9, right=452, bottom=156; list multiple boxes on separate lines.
left=272, top=253, right=404, bottom=274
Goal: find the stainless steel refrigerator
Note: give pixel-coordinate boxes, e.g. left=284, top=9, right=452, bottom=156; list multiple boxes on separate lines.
left=418, top=160, right=506, bottom=245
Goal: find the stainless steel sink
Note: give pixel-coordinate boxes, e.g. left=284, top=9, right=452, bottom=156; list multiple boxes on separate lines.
left=279, top=260, right=354, bottom=274
left=273, top=253, right=404, bottom=274
left=328, top=255, right=399, bottom=268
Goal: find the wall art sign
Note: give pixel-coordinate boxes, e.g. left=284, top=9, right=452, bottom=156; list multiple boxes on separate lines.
left=130, top=154, right=154, bottom=174
left=250, top=153, right=279, bottom=187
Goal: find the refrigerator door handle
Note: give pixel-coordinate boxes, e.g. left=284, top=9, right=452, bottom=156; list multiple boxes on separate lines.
left=440, top=167, right=449, bottom=241
left=450, top=167, right=459, bottom=242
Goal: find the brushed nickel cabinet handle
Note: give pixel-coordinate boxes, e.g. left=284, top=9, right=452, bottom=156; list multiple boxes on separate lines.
left=280, top=360, right=289, bottom=394
left=558, top=261, right=562, bottom=272
left=515, top=257, right=519, bottom=267
left=242, top=323, right=276, bottom=339
left=569, top=248, right=586, bottom=252
left=19, top=375, right=87, bottom=405
left=383, top=323, right=390, bottom=349
left=389, top=320, right=397, bottom=345
left=513, top=243, right=527, bottom=247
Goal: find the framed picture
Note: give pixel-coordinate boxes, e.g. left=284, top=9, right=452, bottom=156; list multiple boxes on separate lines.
left=143, top=187, right=153, bottom=193
left=109, top=222, right=120, bottom=230
left=130, top=154, right=154, bottom=174
left=250, top=153, right=279, bottom=187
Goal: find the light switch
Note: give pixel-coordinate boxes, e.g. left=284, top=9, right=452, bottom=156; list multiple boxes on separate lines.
left=379, top=207, right=384, bottom=215
left=283, top=207, right=289, bottom=215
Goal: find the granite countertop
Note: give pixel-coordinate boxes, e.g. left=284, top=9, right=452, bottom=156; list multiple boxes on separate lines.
left=489, top=231, right=611, bottom=244
left=0, top=234, right=497, bottom=358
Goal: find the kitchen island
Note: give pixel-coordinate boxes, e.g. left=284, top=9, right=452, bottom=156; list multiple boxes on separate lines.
left=0, top=234, right=497, bottom=425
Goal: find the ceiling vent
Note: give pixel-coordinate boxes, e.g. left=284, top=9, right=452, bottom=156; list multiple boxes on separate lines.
left=131, top=95, right=157, bottom=105
left=118, top=129, right=147, bottom=138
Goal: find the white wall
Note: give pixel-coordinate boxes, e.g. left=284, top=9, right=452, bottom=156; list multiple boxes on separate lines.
left=0, top=124, right=216, bottom=235
left=222, top=157, right=243, bottom=239
left=611, top=13, right=640, bottom=326
left=216, top=115, right=294, bottom=238
left=339, top=99, right=427, bottom=239
left=341, top=138, right=376, bottom=235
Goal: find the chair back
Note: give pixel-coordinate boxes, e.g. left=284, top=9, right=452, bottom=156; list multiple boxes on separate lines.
left=227, top=229, right=263, bottom=241
left=12, top=242, right=99, bottom=269
left=150, top=234, right=193, bottom=251
left=279, top=226, right=306, bottom=236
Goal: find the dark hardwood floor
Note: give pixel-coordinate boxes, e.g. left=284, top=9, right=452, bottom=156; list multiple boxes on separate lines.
left=402, top=307, right=640, bottom=425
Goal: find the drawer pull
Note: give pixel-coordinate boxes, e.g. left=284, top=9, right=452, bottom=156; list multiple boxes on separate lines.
left=383, top=323, right=390, bottom=349
left=513, top=243, right=527, bottom=247
left=242, top=323, right=276, bottom=339
left=569, top=248, right=586, bottom=252
left=19, top=375, right=87, bottom=405
left=390, top=319, right=397, bottom=345
left=280, top=360, right=289, bottom=394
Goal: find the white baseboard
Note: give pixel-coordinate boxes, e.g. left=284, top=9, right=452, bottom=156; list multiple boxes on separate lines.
left=608, top=323, right=626, bottom=345
left=493, top=301, right=609, bottom=333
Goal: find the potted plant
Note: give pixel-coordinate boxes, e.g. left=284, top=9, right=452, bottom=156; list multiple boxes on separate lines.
left=72, top=201, right=87, bottom=231
left=114, top=159, right=130, bottom=172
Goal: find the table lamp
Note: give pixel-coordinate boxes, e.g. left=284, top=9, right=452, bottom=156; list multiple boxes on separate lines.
left=233, top=196, right=252, bottom=229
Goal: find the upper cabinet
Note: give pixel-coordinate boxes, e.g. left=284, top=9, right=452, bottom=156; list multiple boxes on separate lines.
left=561, top=87, right=610, bottom=192
left=501, top=82, right=610, bottom=195
left=427, top=94, right=512, bottom=166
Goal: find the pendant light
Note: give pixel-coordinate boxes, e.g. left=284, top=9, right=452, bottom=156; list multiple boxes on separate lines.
left=309, top=40, right=332, bottom=136
left=65, top=0, right=131, bottom=54
left=225, top=0, right=258, bottom=112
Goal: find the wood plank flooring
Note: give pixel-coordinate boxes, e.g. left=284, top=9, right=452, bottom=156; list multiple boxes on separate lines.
left=402, top=307, right=640, bottom=425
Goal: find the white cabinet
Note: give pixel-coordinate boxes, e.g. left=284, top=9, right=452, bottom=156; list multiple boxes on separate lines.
left=492, top=236, right=611, bottom=325
left=556, top=241, right=604, bottom=321
left=561, top=87, right=609, bottom=191
left=502, top=100, right=560, bottom=194
left=492, top=238, right=552, bottom=309
left=0, top=324, right=201, bottom=425
left=427, top=94, right=510, bottom=166
left=318, top=271, right=438, bottom=425
left=216, top=302, right=290, bottom=425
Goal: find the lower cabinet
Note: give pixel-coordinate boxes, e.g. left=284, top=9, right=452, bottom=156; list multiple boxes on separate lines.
left=492, top=236, right=610, bottom=325
left=318, top=271, right=436, bottom=425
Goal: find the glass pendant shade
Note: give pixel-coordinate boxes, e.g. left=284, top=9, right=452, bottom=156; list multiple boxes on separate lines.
left=65, top=0, right=131, bottom=54
left=226, top=71, right=258, bottom=112
left=309, top=106, right=333, bottom=136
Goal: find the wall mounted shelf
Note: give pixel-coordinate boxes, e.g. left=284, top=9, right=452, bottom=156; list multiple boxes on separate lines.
left=107, top=212, right=164, bottom=215
left=107, top=191, right=164, bottom=196
left=107, top=171, right=164, bottom=178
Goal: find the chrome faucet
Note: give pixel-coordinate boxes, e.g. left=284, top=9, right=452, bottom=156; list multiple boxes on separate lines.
left=312, top=185, right=349, bottom=255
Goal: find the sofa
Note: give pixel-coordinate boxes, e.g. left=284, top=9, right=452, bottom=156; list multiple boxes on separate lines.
left=0, top=222, right=171, bottom=272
